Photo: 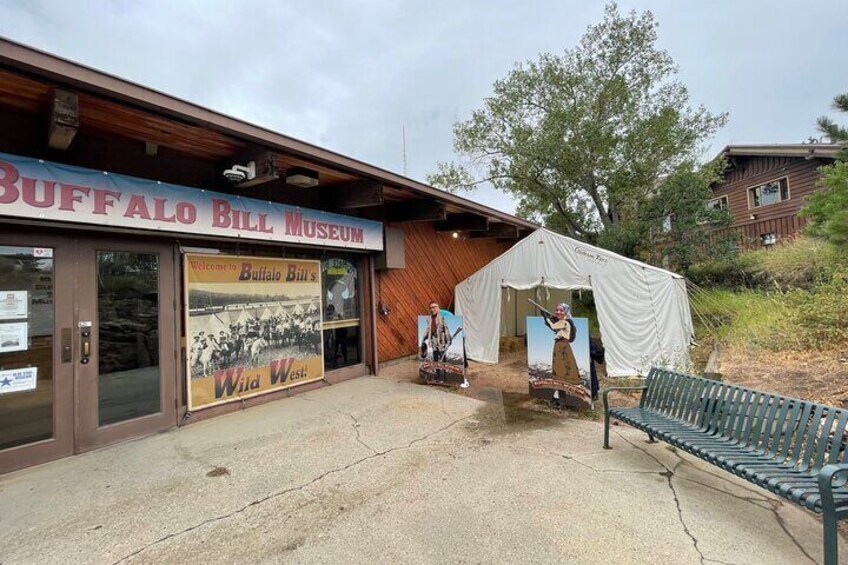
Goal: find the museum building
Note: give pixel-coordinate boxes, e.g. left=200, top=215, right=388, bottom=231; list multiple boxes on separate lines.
left=0, top=39, right=535, bottom=474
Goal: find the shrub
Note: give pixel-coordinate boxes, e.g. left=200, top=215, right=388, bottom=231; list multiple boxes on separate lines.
left=783, top=272, right=848, bottom=351
left=686, top=236, right=846, bottom=291
left=685, top=253, right=760, bottom=289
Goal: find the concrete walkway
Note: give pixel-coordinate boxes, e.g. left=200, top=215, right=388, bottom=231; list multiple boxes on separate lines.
left=0, top=377, right=840, bottom=564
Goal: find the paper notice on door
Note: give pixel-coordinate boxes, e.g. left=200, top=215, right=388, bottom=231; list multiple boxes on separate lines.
left=0, top=291, right=27, bottom=320
left=0, top=322, right=27, bottom=353
left=0, top=367, right=37, bottom=394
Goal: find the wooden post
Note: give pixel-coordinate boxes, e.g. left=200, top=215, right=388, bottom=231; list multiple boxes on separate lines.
left=47, top=89, right=79, bottom=150
left=704, top=342, right=724, bottom=381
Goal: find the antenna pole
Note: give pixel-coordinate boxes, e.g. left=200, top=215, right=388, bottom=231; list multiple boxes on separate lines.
left=402, top=125, right=408, bottom=176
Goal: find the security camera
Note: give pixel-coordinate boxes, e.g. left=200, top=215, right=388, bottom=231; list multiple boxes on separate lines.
left=222, top=161, right=256, bottom=183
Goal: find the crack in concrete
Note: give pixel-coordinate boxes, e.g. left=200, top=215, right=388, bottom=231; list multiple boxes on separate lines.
left=438, top=394, right=455, bottom=422
left=528, top=447, right=665, bottom=475
left=616, top=432, right=709, bottom=565
left=615, top=430, right=818, bottom=565
left=295, top=396, right=377, bottom=455
left=767, top=499, right=817, bottom=565
left=345, top=412, right=377, bottom=455
left=558, top=452, right=663, bottom=474
left=111, top=414, right=472, bottom=564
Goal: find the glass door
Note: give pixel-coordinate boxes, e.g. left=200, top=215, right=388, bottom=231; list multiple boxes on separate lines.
left=0, top=235, right=74, bottom=474
left=75, top=238, right=177, bottom=452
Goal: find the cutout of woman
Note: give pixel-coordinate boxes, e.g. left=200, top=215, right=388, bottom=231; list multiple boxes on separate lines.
left=544, top=303, right=580, bottom=385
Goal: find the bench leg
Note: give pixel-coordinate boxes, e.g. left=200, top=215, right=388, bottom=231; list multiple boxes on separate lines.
left=824, top=511, right=839, bottom=565
left=647, top=434, right=657, bottom=444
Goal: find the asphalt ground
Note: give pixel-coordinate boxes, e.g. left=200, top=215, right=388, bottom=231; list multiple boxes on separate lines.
left=0, top=376, right=840, bottom=564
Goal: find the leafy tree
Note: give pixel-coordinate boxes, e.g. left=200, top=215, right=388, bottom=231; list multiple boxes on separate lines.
left=429, top=3, right=727, bottom=251
left=802, top=92, right=848, bottom=247
left=637, top=159, right=737, bottom=270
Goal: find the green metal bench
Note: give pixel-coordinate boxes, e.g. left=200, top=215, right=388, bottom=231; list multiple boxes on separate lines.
left=603, top=367, right=848, bottom=565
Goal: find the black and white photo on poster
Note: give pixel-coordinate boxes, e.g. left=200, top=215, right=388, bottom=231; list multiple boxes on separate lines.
left=188, top=298, right=322, bottom=380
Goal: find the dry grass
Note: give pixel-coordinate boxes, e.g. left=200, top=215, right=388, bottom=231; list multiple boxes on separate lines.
left=718, top=346, right=848, bottom=407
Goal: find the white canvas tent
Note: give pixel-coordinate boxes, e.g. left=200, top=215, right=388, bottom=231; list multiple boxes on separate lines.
left=234, top=308, right=253, bottom=326
left=454, top=228, right=693, bottom=377
left=202, top=313, right=230, bottom=336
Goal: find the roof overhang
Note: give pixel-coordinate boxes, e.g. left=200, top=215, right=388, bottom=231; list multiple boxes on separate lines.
left=0, top=37, right=537, bottom=232
left=717, top=143, right=843, bottom=160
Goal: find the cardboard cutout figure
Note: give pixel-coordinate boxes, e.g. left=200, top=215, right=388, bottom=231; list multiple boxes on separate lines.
left=527, top=315, right=592, bottom=409
left=418, top=309, right=466, bottom=386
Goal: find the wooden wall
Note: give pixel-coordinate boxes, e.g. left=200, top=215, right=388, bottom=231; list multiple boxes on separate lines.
left=375, top=222, right=512, bottom=362
left=710, top=155, right=827, bottom=248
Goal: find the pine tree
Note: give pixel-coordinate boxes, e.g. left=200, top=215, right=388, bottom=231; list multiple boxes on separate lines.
left=817, top=93, right=848, bottom=150
left=801, top=93, right=848, bottom=246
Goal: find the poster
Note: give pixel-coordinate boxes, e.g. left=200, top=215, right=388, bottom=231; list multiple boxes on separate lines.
left=0, top=322, right=28, bottom=353
left=527, top=316, right=592, bottom=409
left=0, top=291, right=27, bottom=320
left=418, top=311, right=466, bottom=386
left=0, top=366, right=37, bottom=394
left=185, top=254, right=324, bottom=410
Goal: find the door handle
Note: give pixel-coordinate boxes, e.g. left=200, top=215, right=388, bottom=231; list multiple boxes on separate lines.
left=80, top=324, right=92, bottom=365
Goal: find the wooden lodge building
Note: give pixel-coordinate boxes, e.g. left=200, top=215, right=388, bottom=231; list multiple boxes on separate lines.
left=707, top=143, right=841, bottom=249
left=0, top=39, right=536, bottom=474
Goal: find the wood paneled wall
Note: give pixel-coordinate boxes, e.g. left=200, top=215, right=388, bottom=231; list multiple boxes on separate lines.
left=375, top=222, right=512, bottom=362
left=711, top=155, right=827, bottom=246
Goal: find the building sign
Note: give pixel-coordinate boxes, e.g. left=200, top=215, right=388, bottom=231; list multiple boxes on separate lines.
left=0, top=152, right=383, bottom=251
left=185, top=254, right=324, bottom=410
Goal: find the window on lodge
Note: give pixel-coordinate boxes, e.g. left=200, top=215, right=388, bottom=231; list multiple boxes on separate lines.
left=706, top=196, right=728, bottom=212
left=749, top=178, right=789, bottom=208
left=321, top=256, right=360, bottom=370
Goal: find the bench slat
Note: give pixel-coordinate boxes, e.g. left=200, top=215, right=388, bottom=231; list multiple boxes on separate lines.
left=604, top=367, right=848, bottom=565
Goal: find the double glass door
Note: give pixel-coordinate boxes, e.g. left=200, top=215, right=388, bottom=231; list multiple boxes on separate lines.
left=0, top=233, right=176, bottom=474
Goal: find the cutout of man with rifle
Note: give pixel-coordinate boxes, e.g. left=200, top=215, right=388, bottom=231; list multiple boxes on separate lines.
left=420, top=301, right=466, bottom=386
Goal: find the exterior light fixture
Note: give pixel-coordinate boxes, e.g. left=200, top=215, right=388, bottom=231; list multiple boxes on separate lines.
left=286, top=167, right=319, bottom=188
left=749, top=213, right=757, bottom=220
left=452, top=231, right=460, bottom=239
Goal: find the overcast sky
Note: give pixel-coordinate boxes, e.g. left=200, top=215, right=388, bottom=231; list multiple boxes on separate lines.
left=1, top=1, right=845, bottom=214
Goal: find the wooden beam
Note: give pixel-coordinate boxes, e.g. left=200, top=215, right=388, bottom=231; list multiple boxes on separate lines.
left=47, top=88, right=78, bottom=151
left=384, top=200, right=446, bottom=222
left=320, top=179, right=384, bottom=209
left=470, top=223, right=520, bottom=239
left=434, top=213, right=489, bottom=232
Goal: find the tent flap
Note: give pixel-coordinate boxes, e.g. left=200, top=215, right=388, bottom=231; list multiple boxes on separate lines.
left=455, top=228, right=692, bottom=376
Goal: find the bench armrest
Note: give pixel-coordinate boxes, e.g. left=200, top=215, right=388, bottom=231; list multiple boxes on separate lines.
left=602, top=386, right=648, bottom=449
left=818, top=464, right=848, bottom=514
left=602, top=386, right=648, bottom=414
